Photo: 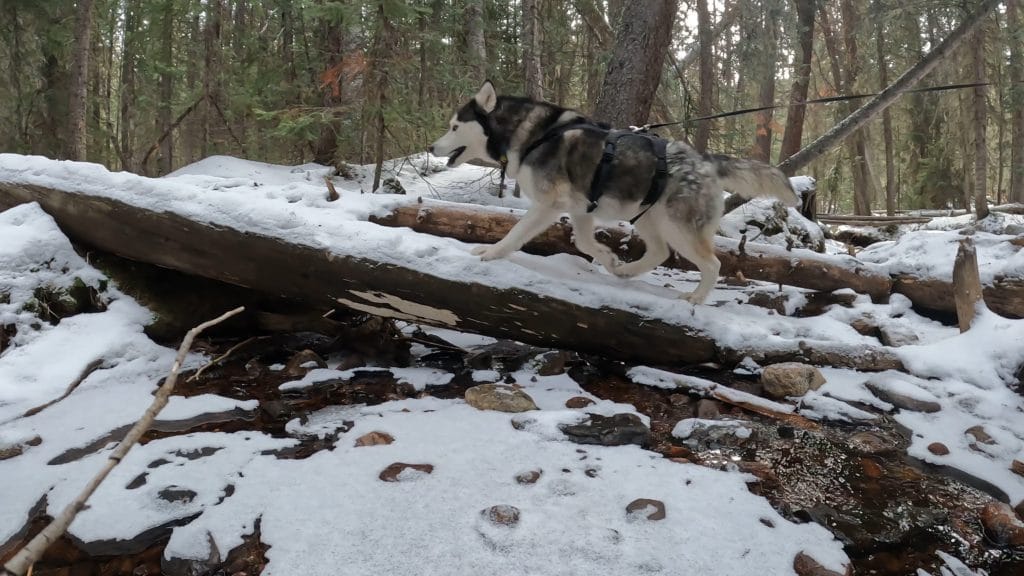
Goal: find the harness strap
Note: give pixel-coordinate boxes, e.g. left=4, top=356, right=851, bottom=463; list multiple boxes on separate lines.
left=519, top=120, right=671, bottom=223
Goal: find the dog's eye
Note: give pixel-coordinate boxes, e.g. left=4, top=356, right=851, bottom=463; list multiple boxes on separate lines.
left=451, top=125, right=458, bottom=132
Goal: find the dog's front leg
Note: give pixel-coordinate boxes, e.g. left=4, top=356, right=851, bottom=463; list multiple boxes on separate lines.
left=568, top=213, right=619, bottom=271
left=471, top=205, right=561, bottom=261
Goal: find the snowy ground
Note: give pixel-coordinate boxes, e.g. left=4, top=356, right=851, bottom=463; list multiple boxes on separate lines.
left=2, top=154, right=1022, bottom=575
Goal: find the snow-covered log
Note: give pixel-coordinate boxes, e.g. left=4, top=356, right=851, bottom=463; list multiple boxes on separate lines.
left=370, top=201, right=1024, bottom=319
left=370, top=202, right=894, bottom=300
left=0, top=180, right=903, bottom=371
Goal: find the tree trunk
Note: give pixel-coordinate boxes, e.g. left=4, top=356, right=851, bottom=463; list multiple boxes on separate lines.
left=693, top=0, right=714, bottom=153
left=778, top=0, right=815, bottom=171
left=119, top=0, right=138, bottom=170
left=1007, top=0, right=1024, bottom=203
left=312, top=11, right=344, bottom=166
left=370, top=2, right=394, bottom=192
left=522, top=0, right=544, bottom=99
left=157, top=0, right=175, bottom=175
left=202, top=0, right=224, bottom=159
left=0, top=182, right=907, bottom=371
left=973, top=23, right=989, bottom=219
left=593, top=0, right=678, bottom=127
left=777, top=0, right=1002, bottom=175
left=874, top=0, right=897, bottom=215
left=465, top=0, right=487, bottom=81
left=67, top=0, right=94, bottom=161
left=752, top=2, right=779, bottom=163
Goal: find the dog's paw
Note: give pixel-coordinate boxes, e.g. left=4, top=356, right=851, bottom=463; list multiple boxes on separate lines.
left=608, top=262, right=642, bottom=279
left=682, top=292, right=709, bottom=305
left=473, top=245, right=510, bottom=261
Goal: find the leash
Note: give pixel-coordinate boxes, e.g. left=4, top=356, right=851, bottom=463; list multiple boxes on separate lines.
left=635, top=80, right=1010, bottom=132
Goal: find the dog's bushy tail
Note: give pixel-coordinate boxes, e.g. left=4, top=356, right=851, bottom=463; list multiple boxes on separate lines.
left=708, top=155, right=799, bottom=207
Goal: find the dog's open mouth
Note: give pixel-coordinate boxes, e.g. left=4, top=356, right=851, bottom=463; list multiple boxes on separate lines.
left=446, top=146, right=467, bottom=167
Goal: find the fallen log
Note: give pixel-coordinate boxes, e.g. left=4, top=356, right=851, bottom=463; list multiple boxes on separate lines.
left=370, top=201, right=894, bottom=300
left=0, top=180, right=903, bottom=371
left=369, top=200, right=1024, bottom=319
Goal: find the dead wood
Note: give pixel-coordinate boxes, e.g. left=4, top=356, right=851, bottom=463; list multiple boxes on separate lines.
left=1, top=307, right=244, bottom=576
left=952, top=237, right=985, bottom=331
left=370, top=201, right=1024, bottom=319
left=0, top=183, right=903, bottom=371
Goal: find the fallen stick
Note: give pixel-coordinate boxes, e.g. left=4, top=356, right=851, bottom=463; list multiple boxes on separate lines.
left=2, top=306, right=245, bottom=576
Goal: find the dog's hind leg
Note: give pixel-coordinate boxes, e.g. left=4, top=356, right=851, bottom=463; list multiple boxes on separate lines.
left=662, top=227, right=721, bottom=304
left=568, top=212, right=620, bottom=270
left=606, top=217, right=671, bottom=278
left=471, top=204, right=562, bottom=261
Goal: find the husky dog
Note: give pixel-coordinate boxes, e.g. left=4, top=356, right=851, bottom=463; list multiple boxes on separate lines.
left=429, top=81, right=799, bottom=304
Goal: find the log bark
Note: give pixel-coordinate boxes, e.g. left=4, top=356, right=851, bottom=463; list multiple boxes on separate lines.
left=369, top=202, right=893, bottom=299
left=369, top=201, right=1024, bottom=320
left=0, top=182, right=906, bottom=371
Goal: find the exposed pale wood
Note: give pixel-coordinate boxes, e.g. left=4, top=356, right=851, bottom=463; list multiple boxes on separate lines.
left=952, top=237, right=984, bottom=332
left=817, top=215, right=932, bottom=225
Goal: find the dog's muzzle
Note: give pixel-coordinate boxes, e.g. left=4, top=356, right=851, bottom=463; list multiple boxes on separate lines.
left=444, top=146, right=466, bottom=167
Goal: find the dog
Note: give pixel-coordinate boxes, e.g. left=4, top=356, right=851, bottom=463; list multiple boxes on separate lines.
left=429, top=81, right=799, bottom=304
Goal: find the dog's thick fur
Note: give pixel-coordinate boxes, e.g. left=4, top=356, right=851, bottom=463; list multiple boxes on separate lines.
left=430, top=81, right=799, bottom=304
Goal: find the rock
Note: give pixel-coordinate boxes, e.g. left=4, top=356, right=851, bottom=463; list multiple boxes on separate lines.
left=927, top=442, right=950, bottom=456
left=558, top=413, right=649, bottom=447
left=464, top=384, right=538, bottom=413
left=625, top=498, right=666, bottom=521
left=696, top=399, right=721, bottom=419
left=283, top=349, right=327, bottom=377
left=0, top=444, right=24, bottom=461
left=354, top=431, right=395, bottom=447
left=760, top=363, right=825, bottom=398
left=849, top=318, right=878, bottom=337
left=965, top=425, right=996, bottom=445
left=381, top=176, right=406, bottom=195
left=481, top=505, right=521, bottom=527
left=564, top=396, right=595, bottom=409
left=515, top=469, right=542, bottom=485
left=379, top=462, right=434, bottom=482
left=847, top=432, right=895, bottom=456
left=793, top=552, right=850, bottom=576
left=980, top=501, right=1024, bottom=547
left=534, top=351, right=572, bottom=376
left=877, top=324, right=919, bottom=347
left=1012, top=459, right=1024, bottom=479
left=157, top=487, right=198, bottom=504
left=865, top=380, right=941, bottom=413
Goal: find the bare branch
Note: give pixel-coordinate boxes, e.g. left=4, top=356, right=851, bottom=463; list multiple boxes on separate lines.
left=2, top=306, right=245, bottom=576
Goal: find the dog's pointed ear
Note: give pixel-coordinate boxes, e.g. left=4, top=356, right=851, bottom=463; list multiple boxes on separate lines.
left=474, top=80, right=497, bottom=113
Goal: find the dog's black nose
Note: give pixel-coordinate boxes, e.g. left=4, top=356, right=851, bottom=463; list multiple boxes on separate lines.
left=428, top=145, right=434, bottom=154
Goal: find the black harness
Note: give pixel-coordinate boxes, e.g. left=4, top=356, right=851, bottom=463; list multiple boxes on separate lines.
left=518, top=120, right=669, bottom=224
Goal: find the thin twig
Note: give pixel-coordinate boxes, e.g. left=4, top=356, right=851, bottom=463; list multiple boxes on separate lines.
left=20, top=359, right=105, bottom=419
left=187, top=336, right=257, bottom=383
left=1, top=306, right=245, bottom=576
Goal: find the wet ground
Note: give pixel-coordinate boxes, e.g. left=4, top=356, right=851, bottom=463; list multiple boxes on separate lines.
left=4, top=328, right=1024, bottom=576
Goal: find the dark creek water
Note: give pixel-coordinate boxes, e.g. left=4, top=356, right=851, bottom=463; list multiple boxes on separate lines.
left=4, top=336, right=1023, bottom=576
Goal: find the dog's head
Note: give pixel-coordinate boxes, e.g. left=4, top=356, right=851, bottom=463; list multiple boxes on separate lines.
left=429, top=81, right=498, bottom=167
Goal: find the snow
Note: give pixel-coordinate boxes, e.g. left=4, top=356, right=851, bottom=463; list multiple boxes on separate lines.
left=858, top=228, right=1023, bottom=283
left=3, top=154, right=1024, bottom=574
left=160, top=400, right=848, bottom=576
left=278, top=366, right=454, bottom=392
